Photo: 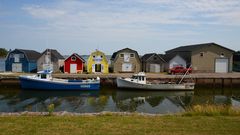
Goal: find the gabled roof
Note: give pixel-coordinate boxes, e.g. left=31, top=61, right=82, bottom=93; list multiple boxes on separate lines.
left=166, top=42, right=235, bottom=54
left=141, top=53, right=155, bottom=61
left=163, top=51, right=191, bottom=64
left=141, top=53, right=166, bottom=63
left=65, top=53, right=85, bottom=63
left=41, top=49, right=64, bottom=59
left=111, top=48, right=140, bottom=61
left=15, top=49, right=41, bottom=61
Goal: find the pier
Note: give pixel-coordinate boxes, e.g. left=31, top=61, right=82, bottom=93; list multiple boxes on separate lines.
left=1, top=72, right=240, bottom=88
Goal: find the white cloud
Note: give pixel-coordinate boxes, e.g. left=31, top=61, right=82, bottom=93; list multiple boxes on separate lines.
left=16, top=0, right=240, bottom=54
left=23, top=6, right=66, bottom=19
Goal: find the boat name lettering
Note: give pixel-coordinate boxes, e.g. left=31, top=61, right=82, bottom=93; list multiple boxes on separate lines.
left=81, top=85, right=91, bottom=88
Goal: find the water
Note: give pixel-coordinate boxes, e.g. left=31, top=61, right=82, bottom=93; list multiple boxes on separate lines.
left=0, top=86, right=240, bottom=114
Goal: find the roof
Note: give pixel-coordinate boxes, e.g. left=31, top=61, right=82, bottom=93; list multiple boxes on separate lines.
left=162, top=52, right=191, bottom=64
left=42, top=49, right=64, bottom=59
left=16, top=49, right=41, bottom=61
left=166, top=42, right=235, bottom=54
left=65, top=53, right=85, bottom=62
left=141, top=53, right=155, bottom=61
left=141, top=53, right=166, bottom=62
left=111, top=48, right=140, bottom=61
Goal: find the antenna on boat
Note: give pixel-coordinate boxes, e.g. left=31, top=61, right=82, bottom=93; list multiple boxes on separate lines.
left=178, top=65, right=192, bottom=84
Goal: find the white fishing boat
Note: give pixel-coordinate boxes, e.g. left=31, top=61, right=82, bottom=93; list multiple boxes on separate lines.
left=116, top=72, right=195, bottom=90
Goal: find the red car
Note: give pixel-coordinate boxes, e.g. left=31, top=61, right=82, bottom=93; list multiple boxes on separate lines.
left=168, top=66, right=192, bottom=74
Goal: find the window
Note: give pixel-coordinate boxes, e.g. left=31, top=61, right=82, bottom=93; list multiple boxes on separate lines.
left=200, top=52, right=204, bottom=57
left=120, top=54, right=124, bottom=58
left=19, top=54, right=24, bottom=58
left=71, top=56, right=76, bottom=61
left=220, top=53, right=224, bottom=57
left=154, top=56, right=157, bottom=60
left=93, top=55, right=95, bottom=58
left=130, top=53, right=135, bottom=58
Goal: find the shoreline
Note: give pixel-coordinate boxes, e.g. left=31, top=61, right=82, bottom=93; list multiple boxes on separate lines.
left=0, top=111, right=167, bottom=117
left=1, top=72, right=240, bottom=88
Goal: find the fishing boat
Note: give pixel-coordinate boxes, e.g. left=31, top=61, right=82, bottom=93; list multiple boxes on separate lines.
left=19, top=70, right=100, bottom=90
left=116, top=72, right=195, bottom=90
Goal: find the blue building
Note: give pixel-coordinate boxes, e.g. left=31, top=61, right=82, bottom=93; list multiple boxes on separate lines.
left=5, top=49, right=41, bottom=72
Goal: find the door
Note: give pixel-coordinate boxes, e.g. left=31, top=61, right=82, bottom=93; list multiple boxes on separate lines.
left=215, top=58, right=228, bottom=73
left=70, top=64, right=77, bottom=73
left=150, top=64, right=161, bottom=73
left=12, top=63, right=22, bottom=72
left=122, top=63, right=132, bottom=72
left=95, top=64, right=102, bottom=72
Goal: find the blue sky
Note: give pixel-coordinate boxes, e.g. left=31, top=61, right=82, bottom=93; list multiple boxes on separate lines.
left=0, top=0, right=240, bottom=55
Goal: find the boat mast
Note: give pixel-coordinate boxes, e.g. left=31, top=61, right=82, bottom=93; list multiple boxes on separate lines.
left=178, top=65, right=192, bottom=84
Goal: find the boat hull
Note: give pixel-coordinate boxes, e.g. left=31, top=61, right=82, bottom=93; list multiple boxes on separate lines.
left=19, top=76, right=100, bottom=90
left=117, top=78, right=194, bottom=90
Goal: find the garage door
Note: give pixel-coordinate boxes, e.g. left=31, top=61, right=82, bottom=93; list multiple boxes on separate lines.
left=215, top=59, right=228, bottom=73
left=150, top=64, right=160, bottom=73
left=122, top=63, right=132, bottom=72
left=12, top=63, right=22, bottom=72
left=70, top=64, right=77, bottom=73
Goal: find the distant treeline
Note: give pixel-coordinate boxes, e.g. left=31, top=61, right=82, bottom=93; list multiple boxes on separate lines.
left=0, top=48, right=8, bottom=57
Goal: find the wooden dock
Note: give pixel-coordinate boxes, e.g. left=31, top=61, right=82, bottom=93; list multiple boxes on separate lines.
left=1, top=72, right=240, bottom=88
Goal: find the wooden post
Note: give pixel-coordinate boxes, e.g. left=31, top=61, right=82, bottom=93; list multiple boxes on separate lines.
left=213, top=78, right=215, bottom=88
left=221, top=78, right=224, bottom=88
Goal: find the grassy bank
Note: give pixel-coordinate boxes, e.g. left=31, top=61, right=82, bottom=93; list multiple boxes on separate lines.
left=1, top=115, right=240, bottom=135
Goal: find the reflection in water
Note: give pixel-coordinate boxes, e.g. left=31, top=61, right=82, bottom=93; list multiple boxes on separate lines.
left=0, top=86, right=240, bottom=114
left=115, top=89, right=194, bottom=113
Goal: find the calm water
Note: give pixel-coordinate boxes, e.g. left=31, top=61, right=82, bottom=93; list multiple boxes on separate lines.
left=0, top=85, right=240, bottom=114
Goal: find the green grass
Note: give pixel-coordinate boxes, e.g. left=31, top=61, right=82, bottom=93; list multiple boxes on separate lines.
left=0, top=115, right=240, bottom=135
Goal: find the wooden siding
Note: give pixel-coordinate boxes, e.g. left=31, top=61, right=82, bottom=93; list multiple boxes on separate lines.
left=5, top=50, right=37, bottom=72
left=192, top=45, right=233, bottom=72
left=142, top=54, right=165, bottom=72
left=113, top=52, right=141, bottom=73
left=87, top=50, right=109, bottom=73
left=64, top=54, right=84, bottom=73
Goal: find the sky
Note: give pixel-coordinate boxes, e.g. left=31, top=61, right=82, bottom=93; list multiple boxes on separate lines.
left=0, top=0, right=240, bottom=55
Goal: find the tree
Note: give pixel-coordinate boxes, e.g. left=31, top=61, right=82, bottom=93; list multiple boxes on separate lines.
left=0, top=48, right=8, bottom=57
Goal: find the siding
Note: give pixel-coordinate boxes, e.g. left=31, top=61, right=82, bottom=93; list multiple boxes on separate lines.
left=64, top=55, right=84, bottom=73
left=113, top=53, right=141, bottom=73
left=192, top=45, right=233, bottom=72
left=169, top=55, right=186, bottom=69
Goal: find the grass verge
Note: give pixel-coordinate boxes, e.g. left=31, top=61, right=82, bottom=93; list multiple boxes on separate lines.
left=0, top=115, right=240, bottom=135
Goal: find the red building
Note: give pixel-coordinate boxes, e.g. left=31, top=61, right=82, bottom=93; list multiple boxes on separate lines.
left=64, top=53, right=85, bottom=73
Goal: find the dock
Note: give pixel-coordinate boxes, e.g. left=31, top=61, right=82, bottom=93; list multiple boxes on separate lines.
left=1, top=72, right=240, bottom=88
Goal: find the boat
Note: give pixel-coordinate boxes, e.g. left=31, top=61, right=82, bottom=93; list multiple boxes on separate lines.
left=116, top=72, right=195, bottom=90
left=19, top=70, right=100, bottom=90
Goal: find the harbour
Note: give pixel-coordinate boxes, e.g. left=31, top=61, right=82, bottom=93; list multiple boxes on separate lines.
left=0, top=85, right=240, bottom=114
left=1, top=72, right=240, bottom=88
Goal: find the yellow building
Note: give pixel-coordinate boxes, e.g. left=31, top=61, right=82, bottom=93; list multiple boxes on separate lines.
left=87, top=50, right=109, bottom=73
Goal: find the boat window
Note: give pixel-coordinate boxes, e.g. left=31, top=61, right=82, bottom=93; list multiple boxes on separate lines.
left=41, top=74, right=47, bottom=79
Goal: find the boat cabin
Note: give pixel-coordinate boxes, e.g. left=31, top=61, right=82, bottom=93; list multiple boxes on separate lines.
left=36, top=70, right=52, bottom=80
left=130, top=72, right=146, bottom=84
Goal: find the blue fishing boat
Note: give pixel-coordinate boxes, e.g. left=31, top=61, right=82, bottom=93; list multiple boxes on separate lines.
left=19, top=70, right=100, bottom=90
